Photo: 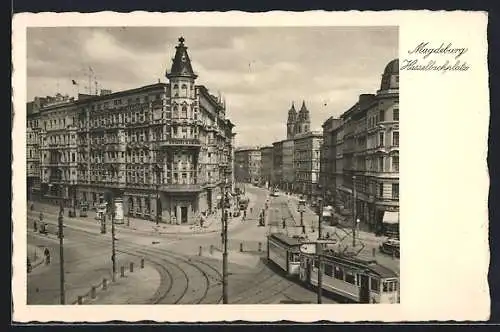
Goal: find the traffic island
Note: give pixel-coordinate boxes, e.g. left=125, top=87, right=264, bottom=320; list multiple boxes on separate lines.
left=74, top=260, right=161, bottom=305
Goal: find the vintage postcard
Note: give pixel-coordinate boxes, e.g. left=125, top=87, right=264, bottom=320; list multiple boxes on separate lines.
left=11, top=11, right=490, bottom=322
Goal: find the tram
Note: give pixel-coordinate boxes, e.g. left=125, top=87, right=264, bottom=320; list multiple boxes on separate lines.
left=267, top=233, right=302, bottom=276
left=266, top=233, right=400, bottom=304
left=299, top=251, right=399, bottom=304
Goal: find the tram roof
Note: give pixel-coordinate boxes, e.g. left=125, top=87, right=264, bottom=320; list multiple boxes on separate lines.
left=268, top=233, right=302, bottom=247
left=322, top=252, right=398, bottom=278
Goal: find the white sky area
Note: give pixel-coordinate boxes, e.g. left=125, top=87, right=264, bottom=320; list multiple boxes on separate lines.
left=27, top=27, right=398, bottom=147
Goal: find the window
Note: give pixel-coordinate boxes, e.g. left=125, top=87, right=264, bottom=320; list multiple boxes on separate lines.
left=72, top=153, right=75, bottom=162
left=324, top=264, right=333, bottom=277
left=334, top=266, right=344, bottom=280
left=181, top=106, right=188, bottom=118
left=379, top=183, right=384, bottom=197
left=393, top=108, right=399, bottom=121
left=345, top=272, right=356, bottom=284
left=370, top=278, right=380, bottom=292
left=392, top=155, right=399, bottom=172
left=379, top=132, right=385, bottom=146
left=392, top=183, right=399, bottom=199
left=378, top=156, right=384, bottom=171
left=392, top=131, right=399, bottom=146
left=379, top=110, right=385, bottom=122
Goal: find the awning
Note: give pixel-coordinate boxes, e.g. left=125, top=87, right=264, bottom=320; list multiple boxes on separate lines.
left=383, top=211, right=399, bottom=224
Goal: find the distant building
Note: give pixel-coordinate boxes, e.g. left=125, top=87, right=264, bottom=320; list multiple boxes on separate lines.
left=293, top=131, right=323, bottom=201
left=26, top=37, right=235, bottom=225
left=320, top=117, right=342, bottom=205
left=234, top=147, right=261, bottom=184
left=320, top=59, right=399, bottom=234
left=272, top=140, right=283, bottom=188
left=282, top=138, right=295, bottom=192
left=259, top=146, right=273, bottom=188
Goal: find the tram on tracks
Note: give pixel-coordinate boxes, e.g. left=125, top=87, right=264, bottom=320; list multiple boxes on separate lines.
left=267, top=233, right=302, bottom=276
left=266, top=233, right=400, bottom=304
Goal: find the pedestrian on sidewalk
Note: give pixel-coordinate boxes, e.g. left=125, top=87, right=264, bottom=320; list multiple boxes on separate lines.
left=44, top=248, right=50, bottom=265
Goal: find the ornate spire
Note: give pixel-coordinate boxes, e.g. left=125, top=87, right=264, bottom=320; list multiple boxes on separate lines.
left=166, top=36, right=197, bottom=79
left=287, top=101, right=297, bottom=122
left=298, top=100, right=310, bottom=121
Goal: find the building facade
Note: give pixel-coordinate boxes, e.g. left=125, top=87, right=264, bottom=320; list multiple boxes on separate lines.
left=286, top=101, right=311, bottom=139
left=320, top=117, right=342, bottom=205
left=281, top=138, right=295, bottom=192
left=324, top=59, right=399, bottom=232
left=234, top=147, right=261, bottom=184
left=293, top=131, right=323, bottom=201
left=271, top=140, right=283, bottom=189
left=27, top=37, right=235, bottom=225
left=259, top=146, right=273, bottom=188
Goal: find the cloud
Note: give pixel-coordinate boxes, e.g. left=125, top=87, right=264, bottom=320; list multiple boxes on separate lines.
left=26, top=26, right=398, bottom=147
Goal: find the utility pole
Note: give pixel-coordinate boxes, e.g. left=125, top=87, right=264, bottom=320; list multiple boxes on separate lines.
left=155, top=165, right=161, bottom=226
left=58, top=204, right=65, bottom=304
left=317, top=195, right=324, bottom=304
left=221, top=179, right=229, bottom=304
left=352, top=175, right=357, bottom=247
left=111, top=207, right=116, bottom=282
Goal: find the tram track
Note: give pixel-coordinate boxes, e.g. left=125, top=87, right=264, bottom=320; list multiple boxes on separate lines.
left=27, top=222, right=223, bottom=304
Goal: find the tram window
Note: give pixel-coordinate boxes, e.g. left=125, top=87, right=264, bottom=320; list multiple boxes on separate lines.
left=290, top=253, right=299, bottom=263
left=334, top=266, right=344, bottom=280
left=324, top=264, right=333, bottom=277
left=345, top=272, right=356, bottom=285
left=370, top=278, right=380, bottom=292
left=383, top=281, right=396, bottom=292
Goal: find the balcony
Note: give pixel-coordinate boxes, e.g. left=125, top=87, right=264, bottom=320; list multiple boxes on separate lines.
left=159, top=183, right=202, bottom=192
left=158, top=138, right=202, bottom=148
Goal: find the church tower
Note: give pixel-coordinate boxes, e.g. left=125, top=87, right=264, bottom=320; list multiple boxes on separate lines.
left=286, top=102, right=297, bottom=139
left=297, top=100, right=311, bottom=134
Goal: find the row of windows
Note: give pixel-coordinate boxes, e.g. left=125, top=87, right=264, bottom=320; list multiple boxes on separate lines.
left=313, top=260, right=398, bottom=293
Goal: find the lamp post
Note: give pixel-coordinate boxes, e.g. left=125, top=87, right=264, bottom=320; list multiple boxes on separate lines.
left=58, top=203, right=65, bottom=304
left=220, top=166, right=229, bottom=304
left=154, top=164, right=162, bottom=226
left=317, top=195, right=324, bottom=304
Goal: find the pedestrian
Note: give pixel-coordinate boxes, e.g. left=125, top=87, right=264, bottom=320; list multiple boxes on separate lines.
left=282, top=218, right=286, bottom=229
left=27, top=257, right=32, bottom=273
left=33, top=219, right=38, bottom=232
left=250, top=207, right=253, bottom=214
left=44, top=248, right=50, bottom=265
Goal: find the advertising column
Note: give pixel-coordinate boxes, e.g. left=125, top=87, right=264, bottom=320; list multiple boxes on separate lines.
left=114, top=197, right=124, bottom=224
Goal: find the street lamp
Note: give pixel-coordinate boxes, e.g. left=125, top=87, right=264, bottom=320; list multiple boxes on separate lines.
left=317, top=194, right=324, bottom=304
left=154, top=164, right=162, bottom=226
left=220, top=165, right=229, bottom=304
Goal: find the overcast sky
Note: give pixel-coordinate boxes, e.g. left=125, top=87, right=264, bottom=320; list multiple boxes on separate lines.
left=27, top=27, right=398, bottom=147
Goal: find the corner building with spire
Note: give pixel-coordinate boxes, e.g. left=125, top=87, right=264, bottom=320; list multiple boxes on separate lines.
left=26, top=37, right=235, bottom=225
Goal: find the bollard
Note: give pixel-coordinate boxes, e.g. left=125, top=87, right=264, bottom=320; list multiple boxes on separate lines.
left=199, top=246, right=202, bottom=256
left=121, top=266, right=125, bottom=277
left=140, top=258, right=145, bottom=269
left=130, top=262, right=134, bottom=273
left=240, top=242, right=243, bottom=252
left=210, top=244, right=214, bottom=255
left=102, top=278, right=108, bottom=290
left=90, top=286, right=96, bottom=299
left=77, top=296, right=83, bottom=304
left=372, top=248, right=376, bottom=257
left=258, top=242, right=262, bottom=252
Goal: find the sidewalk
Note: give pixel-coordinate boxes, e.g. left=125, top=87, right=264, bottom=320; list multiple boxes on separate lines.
left=72, top=260, right=161, bottom=305
left=28, top=193, right=258, bottom=236
left=27, top=244, right=45, bottom=271
left=84, top=264, right=161, bottom=305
